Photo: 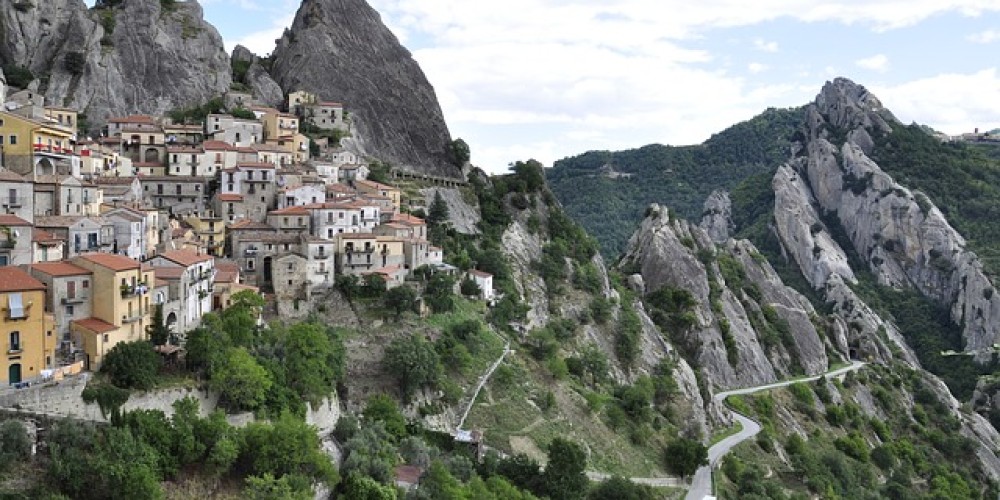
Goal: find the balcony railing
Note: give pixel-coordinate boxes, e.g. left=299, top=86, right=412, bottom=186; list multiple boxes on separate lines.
left=61, top=296, right=87, bottom=305
left=2, top=197, right=27, bottom=208
left=0, top=240, right=15, bottom=249
left=244, top=248, right=258, bottom=256
left=122, top=312, right=143, bottom=324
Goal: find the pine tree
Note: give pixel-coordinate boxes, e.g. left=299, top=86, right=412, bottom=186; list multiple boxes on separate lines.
left=428, top=191, right=450, bottom=226
left=147, top=304, right=170, bottom=346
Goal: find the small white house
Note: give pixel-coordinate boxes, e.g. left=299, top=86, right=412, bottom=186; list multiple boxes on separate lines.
left=466, top=269, right=494, bottom=301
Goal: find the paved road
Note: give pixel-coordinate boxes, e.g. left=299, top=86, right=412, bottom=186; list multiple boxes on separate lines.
left=684, top=361, right=865, bottom=500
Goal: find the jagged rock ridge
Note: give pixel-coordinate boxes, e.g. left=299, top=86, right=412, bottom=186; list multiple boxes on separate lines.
left=0, top=0, right=231, bottom=128
left=271, top=0, right=460, bottom=178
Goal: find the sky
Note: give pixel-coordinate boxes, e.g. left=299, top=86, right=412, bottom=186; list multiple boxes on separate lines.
left=91, top=0, right=1000, bottom=173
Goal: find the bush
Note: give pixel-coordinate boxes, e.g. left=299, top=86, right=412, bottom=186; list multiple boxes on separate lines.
left=0, top=420, right=31, bottom=471
left=664, top=437, right=708, bottom=477
left=383, top=335, right=442, bottom=400
left=101, top=341, right=161, bottom=390
left=211, top=347, right=272, bottom=410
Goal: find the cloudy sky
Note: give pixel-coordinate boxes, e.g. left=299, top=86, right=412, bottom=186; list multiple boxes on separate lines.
left=105, top=1, right=1000, bottom=172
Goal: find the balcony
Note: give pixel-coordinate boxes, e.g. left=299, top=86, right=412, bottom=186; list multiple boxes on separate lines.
left=0, top=240, right=15, bottom=249
left=2, top=197, right=27, bottom=208
left=33, top=144, right=76, bottom=157
left=244, top=248, right=258, bottom=256
left=120, top=282, right=149, bottom=298
left=7, top=343, right=21, bottom=355
left=346, top=247, right=375, bottom=255
left=61, top=295, right=87, bottom=305
left=122, top=313, right=143, bottom=324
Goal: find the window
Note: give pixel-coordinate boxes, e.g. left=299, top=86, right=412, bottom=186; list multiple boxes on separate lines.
left=247, top=259, right=255, bottom=270
left=82, top=280, right=89, bottom=288
left=103, top=334, right=109, bottom=343
left=66, top=305, right=74, bottom=315
left=0, top=136, right=4, bottom=145
left=9, top=135, right=16, bottom=145
left=287, top=263, right=293, bottom=271
left=9, top=331, right=20, bottom=351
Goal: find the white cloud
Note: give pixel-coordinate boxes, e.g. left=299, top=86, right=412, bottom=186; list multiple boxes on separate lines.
left=873, top=69, right=1000, bottom=135
left=968, top=30, right=1000, bottom=43
left=753, top=38, right=779, bottom=52
left=856, top=54, right=889, bottom=72
left=748, top=62, right=768, bottom=74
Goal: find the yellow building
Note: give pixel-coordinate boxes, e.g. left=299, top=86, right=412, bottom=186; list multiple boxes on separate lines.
left=0, top=267, right=56, bottom=385
left=183, top=213, right=226, bottom=257
left=261, top=110, right=300, bottom=142
left=356, top=180, right=402, bottom=212
left=43, top=107, right=79, bottom=132
left=70, top=253, right=154, bottom=370
left=0, top=110, right=76, bottom=176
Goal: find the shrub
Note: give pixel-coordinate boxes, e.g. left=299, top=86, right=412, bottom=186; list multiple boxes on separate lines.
left=101, top=341, right=161, bottom=390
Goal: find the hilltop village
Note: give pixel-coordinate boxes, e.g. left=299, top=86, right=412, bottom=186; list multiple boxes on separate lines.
left=0, top=81, right=488, bottom=386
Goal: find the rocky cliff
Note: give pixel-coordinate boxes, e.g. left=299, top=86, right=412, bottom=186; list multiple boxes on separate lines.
left=0, top=0, right=231, bottom=128
left=621, top=204, right=833, bottom=390
left=271, top=0, right=459, bottom=178
left=780, top=78, right=1000, bottom=357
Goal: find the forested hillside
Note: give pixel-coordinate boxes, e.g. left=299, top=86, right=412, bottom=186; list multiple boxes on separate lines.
left=547, top=107, right=802, bottom=258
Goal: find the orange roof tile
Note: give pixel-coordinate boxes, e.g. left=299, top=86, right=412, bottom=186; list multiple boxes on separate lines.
left=108, top=115, right=156, bottom=125
left=158, top=249, right=213, bottom=267
left=71, top=317, right=118, bottom=334
left=0, top=214, right=32, bottom=226
left=218, top=194, right=244, bottom=202
left=202, top=140, right=236, bottom=151
left=0, top=267, right=46, bottom=292
left=269, top=206, right=310, bottom=216
left=75, top=253, right=141, bottom=271
left=28, top=262, right=91, bottom=277
left=152, top=267, right=184, bottom=279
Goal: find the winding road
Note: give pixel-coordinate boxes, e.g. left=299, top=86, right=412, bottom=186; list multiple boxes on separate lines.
left=684, top=361, right=866, bottom=500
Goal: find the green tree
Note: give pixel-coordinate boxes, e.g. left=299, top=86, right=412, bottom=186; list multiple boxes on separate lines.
left=542, top=438, right=589, bottom=500
left=147, top=304, right=170, bottom=346
left=460, top=276, right=481, bottom=297
left=244, top=473, right=312, bottom=500
left=664, top=437, right=708, bottom=478
left=284, top=323, right=344, bottom=403
left=588, top=476, right=657, bottom=500
left=383, top=335, right=442, bottom=399
left=383, top=285, right=417, bottom=319
left=101, top=340, right=161, bottom=390
left=425, top=272, right=457, bottom=313
left=0, top=420, right=31, bottom=472
left=428, top=190, right=451, bottom=226
left=449, top=138, right=471, bottom=167
left=239, top=412, right=338, bottom=487
left=340, top=472, right=398, bottom=500
left=184, top=323, right=230, bottom=373
left=212, top=347, right=272, bottom=410
left=363, top=394, right=408, bottom=441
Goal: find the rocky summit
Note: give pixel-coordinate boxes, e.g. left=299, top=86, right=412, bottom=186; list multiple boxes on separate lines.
left=272, top=0, right=460, bottom=178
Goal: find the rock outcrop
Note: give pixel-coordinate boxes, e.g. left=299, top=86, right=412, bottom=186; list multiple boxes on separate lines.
left=621, top=204, right=832, bottom=389
left=230, top=45, right=283, bottom=108
left=271, top=0, right=460, bottom=178
left=420, top=187, right=481, bottom=235
left=0, top=0, right=231, bottom=129
left=700, top=190, right=733, bottom=243
left=784, top=78, right=1000, bottom=355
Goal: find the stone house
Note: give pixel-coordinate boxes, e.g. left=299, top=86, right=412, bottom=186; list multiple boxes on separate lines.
left=356, top=180, right=401, bottom=212
left=338, top=164, right=369, bottom=183
left=0, top=169, right=34, bottom=222
left=146, top=249, right=215, bottom=340
left=103, top=207, right=148, bottom=260
left=467, top=270, right=495, bottom=301
left=0, top=110, right=78, bottom=177
left=334, top=233, right=405, bottom=277
left=34, top=215, right=114, bottom=259
left=266, top=206, right=312, bottom=235
left=278, top=184, right=326, bottom=209
left=27, top=261, right=93, bottom=345
left=205, top=114, right=263, bottom=147
left=139, top=176, right=209, bottom=215
left=218, top=162, right=278, bottom=222
left=32, top=229, right=65, bottom=263
left=33, top=175, right=101, bottom=217
left=166, top=145, right=214, bottom=177
left=203, top=140, right=240, bottom=172
left=0, top=214, right=33, bottom=265
left=310, top=200, right=381, bottom=239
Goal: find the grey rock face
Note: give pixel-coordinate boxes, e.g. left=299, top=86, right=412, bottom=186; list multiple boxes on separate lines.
left=0, top=0, right=231, bottom=129
left=796, top=78, right=1000, bottom=355
left=700, top=190, right=733, bottom=243
left=419, top=187, right=481, bottom=235
left=245, top=62, right=284, bottom=108
left=231, top=44, right=255, bottom=64
left=622, top=203, right=831, bottom=389
left=271, top=0, right=460, bottom=178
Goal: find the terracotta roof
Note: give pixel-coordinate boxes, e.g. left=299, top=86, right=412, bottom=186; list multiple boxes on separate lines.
left=0, top=214, right=32, bottom=227
left=29, top=261, right=90, bottom=277
left=218, top=194, right=244, bottom=202
left=228, top=219, right=273, bottom=231
left=357, top=179, right=397, bottom=191
left=71, top=317, right=118, bottom=334
left=0, top=267, right=46, bottom=292
left=214, top=270, right=237, bottom=284
left=269, top=206, right=310, bottom=216
left=34, top=174, right=75, bottom=185
left=158, top=249, right=214, bottom=267
left=202, top=140, right=236, bottom=151
left=91, top=177, right=138, bottom=185
left=469, top=269, right=493, bottom=279
left=75, top=252, right=141, bottom=271
left=0, top=170, right=27, bottom=182
left=31, top=229, right=64, bottom=245
left=317, top=101, right=343, bottom=107
left=108, top=115, right=156, bottom=125
left=369, top=265, right=404, bottom=276
left=394, top=465, right=423, bottom=486
left=154, top=278, right=169, bottom=288
left=166, top=146, right=204, bottom=153
left=152, top=267, right=184, bottom=279
left=391, top=213, right=425, bottom=225
left=34, top=216, right=84, bottom=228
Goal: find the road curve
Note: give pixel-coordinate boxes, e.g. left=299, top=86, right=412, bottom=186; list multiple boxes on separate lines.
left=684, top=361, right=866, bottom=500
